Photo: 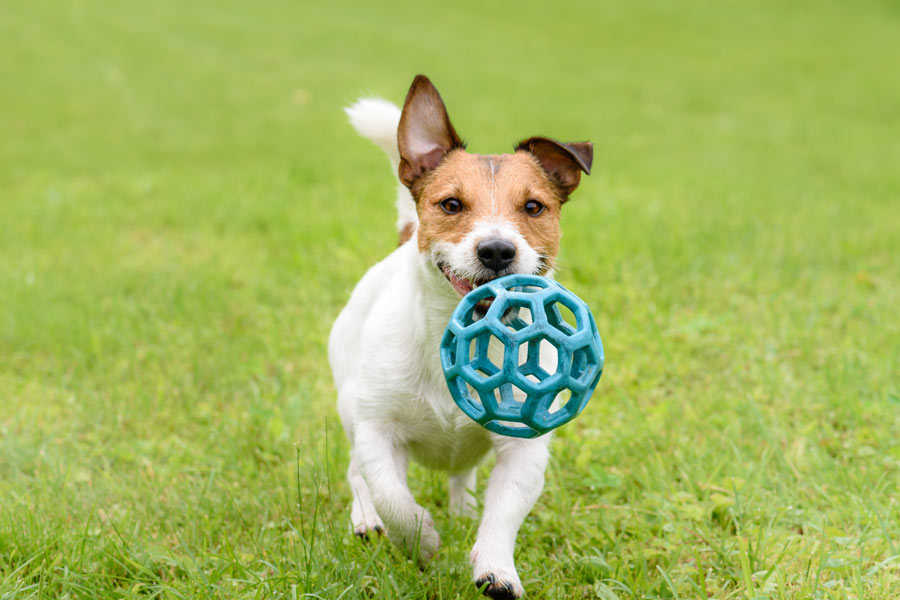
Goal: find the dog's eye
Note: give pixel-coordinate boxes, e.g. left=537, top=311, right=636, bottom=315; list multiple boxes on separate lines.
left=524, top=199, right=545, bottom=216
left=440, top=198, right=463, bottom=214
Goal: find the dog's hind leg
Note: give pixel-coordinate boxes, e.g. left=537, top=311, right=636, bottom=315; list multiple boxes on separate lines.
left=449, top=469, right=477, bottom=518
left=348, top=455, right=384, bottom=539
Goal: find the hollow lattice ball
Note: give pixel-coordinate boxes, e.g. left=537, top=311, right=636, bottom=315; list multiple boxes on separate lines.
left=440, top=274, right=604, bottom=438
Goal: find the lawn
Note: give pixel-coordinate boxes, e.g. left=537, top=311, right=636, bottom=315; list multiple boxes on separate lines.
left=1, top=0, right=899, bottom=598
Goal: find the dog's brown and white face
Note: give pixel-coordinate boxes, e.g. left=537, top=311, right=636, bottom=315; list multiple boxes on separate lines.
left=397, top=75, right=592, bottom=299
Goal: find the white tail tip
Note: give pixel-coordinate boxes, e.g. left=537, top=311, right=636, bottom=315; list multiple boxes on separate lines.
left=345, top=98, right=401, bottom=167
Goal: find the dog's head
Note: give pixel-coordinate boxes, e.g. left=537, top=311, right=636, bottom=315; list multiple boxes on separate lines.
left=398, top=75, right=592, bottom=304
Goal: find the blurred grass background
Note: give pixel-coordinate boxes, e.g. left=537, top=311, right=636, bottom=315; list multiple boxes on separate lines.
left=1, top=0, right=899, bottom=598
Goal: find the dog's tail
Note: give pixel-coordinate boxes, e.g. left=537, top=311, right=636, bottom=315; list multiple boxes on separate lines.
left=345, top=98, right=417, bottom=245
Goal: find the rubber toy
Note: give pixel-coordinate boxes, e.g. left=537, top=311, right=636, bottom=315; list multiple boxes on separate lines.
left=440, top=274, right=604, bottom=438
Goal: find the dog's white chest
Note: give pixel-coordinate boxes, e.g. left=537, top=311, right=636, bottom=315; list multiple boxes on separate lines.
left=370, top=364, right=493, bottom=471
left=406, top=385, right=493, bottom=471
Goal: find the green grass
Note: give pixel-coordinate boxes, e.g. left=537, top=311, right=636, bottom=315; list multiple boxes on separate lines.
left=1, top=0, right=899, bottom=597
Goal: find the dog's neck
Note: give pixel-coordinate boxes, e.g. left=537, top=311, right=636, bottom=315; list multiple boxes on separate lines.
left=407, top=232, right=460, bottom=346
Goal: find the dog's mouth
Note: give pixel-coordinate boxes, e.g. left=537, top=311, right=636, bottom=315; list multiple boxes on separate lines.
left=436, top=256, right=551, bottom=317
left=438, top=263, right=497, bottom=310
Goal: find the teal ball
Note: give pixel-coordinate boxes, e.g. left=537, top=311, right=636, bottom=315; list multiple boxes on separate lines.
left=440, top=274, right=604, bottom=438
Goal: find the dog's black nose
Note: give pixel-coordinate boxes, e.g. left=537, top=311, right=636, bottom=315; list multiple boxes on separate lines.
left=476, top=239, right=516, bottom=272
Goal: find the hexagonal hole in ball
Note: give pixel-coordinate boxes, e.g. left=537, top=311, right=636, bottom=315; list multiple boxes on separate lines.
left=546, top=389, right=573, bottom=415
left=500, top=299, right=533, bottom=333
left=488, top=383, right=532, bottom=423
left=570, top=344, right=598, bottom=385
left=545, top=297, right=580, bottom=337
left=467, top=330, right=503, bottom=380
left=516, top=337, right=560, bottom=386
left=496, top=382, right=528, bottom=408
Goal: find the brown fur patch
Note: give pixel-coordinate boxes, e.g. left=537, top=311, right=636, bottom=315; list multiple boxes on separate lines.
left=398, top=222, right=416, bottom=246
left=414, top=149, right=565, bottom=270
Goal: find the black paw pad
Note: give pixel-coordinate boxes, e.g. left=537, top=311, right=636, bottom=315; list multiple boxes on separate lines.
left=475, top=574, right=518, bottom=600
left=475, top=573, right=496, bottom=589
left=354, top=526, right=384, bottom=543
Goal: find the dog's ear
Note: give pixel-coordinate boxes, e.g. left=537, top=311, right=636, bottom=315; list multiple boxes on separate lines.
left=397, top=75, right=463, bottom=190
left=516, top=137, right=593, bottom=198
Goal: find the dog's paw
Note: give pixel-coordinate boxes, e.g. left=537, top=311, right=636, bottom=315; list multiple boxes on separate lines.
left=351, top=509, right=385, bottom=541
left=471, top=544, right=524, bottom=598
left=474, top=572, right=524, bottom=599
left=387, top=508, right=441, bottom=566
left=353, top=521, right=384, bottom=541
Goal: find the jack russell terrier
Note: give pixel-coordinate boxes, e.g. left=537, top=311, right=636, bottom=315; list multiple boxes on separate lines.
left=328, top=75, right=592, bottom=599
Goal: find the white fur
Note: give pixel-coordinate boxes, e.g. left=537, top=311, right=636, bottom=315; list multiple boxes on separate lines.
left=345, top=98, right=418, bottom=235
left=330, top=100, right=553, bottom=598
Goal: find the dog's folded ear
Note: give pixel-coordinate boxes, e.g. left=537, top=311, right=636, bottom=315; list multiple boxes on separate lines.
left=516, top=137, right=593, bottom=198
left=398, top=75, right=464, bottom=190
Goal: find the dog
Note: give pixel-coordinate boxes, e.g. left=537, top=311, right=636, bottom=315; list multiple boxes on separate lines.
left=328, top=75, right=592, bottom=599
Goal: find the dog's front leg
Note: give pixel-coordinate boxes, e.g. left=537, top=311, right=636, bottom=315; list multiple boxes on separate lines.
left=471, top=438, right=549, bottom=599
left=355, top=421, right=441, bottom=565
